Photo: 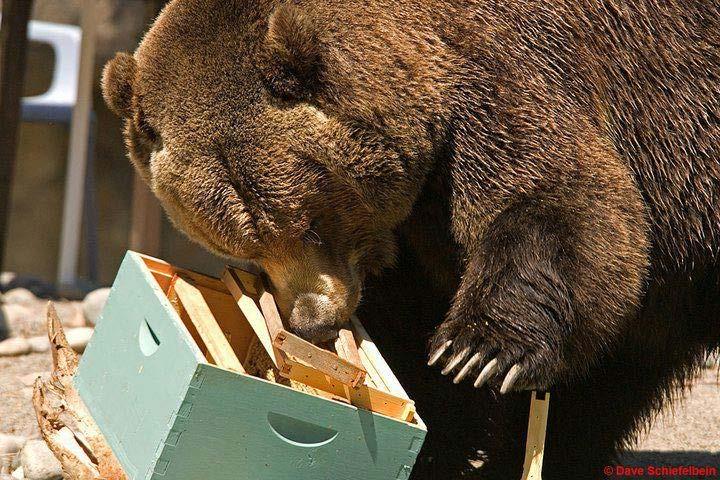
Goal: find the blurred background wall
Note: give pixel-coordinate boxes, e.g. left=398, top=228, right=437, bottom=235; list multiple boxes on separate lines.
left=2, top=0, right=224, bottom=289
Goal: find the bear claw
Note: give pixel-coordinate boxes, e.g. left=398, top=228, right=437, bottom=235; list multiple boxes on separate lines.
left=499, top=363, right=523, bottom=394
left=453, top=352, right=481, bottom=383
left=473, top=357, right=499, bottom=388
left=427, top=340, right=452, bottom=366
left=441, top=347, right=471, bottom=375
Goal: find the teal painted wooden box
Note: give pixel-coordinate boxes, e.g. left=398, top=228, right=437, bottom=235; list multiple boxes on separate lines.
left=75, top=252, right=426, bottom=480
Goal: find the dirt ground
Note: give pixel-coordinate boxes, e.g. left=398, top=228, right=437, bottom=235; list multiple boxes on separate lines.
left=1, top=350, right=717, bottom=476
left=618, top=368, right=720, bottom=475
left=0, top=352, right=51, bottom=438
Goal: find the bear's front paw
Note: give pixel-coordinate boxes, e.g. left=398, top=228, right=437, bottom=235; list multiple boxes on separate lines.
left=428, top=318, right=562, bottom=393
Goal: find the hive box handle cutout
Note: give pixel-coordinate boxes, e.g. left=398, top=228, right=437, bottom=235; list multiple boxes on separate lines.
left=139, top=318, right=160, bottom=356
left=267, top=412, right=339, bottom=448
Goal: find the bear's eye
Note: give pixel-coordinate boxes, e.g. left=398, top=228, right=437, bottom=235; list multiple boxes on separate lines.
left=303, top=219, right=323, bottom=245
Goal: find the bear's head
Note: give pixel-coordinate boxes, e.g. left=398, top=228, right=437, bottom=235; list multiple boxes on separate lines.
left=103, top=0, right=456, bottom=342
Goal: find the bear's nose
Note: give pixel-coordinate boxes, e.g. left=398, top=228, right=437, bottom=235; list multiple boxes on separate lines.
left=287, top=293, right=341, bottom=344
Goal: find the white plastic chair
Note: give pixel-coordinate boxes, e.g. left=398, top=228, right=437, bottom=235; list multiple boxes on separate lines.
left=22, top=21, right=82, bottom=119
left=0, top=16, right=99, bottom=285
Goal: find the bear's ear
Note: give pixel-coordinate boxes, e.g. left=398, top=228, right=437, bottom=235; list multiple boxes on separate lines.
left=262, top=4, right=322, bottom=100
left=102, top=52, right=137, bottom=118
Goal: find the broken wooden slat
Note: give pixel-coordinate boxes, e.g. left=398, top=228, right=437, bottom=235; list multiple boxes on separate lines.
left=274, top=330, right=366, bottom=388
left=279, top=360, right=415, bottom=422
left=521, top=391, right=551, bottom=480
left=173, top=276, right=245, bottom=373
left=254, top=279, right=285, bottom=341
left=223, top=266, right=366, bottom=387
left=250, top=272, right=367, bottom=387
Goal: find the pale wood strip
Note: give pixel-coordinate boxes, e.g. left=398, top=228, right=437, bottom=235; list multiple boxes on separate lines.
left=521, top=391, right=551, bottom=480
left=350, top=316, right=409, bottom=399
left=173, top=276, right=245, bottom=373
left=222, top=268, right=278, bottom=365
left=335, top=328, right=363, bottom=371
left=256, top=286, right=285, bottom=341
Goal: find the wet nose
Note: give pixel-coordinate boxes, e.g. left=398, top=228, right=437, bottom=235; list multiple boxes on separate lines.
left=287, top=293, right=341, bottom=344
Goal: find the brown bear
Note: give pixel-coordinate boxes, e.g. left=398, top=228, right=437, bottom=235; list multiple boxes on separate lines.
left=102, top=0, right=720, bottom=478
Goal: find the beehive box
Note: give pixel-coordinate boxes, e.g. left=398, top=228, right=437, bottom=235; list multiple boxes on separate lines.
left=75, top=251, right=426, bottom=480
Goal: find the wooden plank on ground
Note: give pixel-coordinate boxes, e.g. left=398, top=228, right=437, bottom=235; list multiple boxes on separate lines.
left=173, top=275, right=245, bottom=373
left=521, top=391, right=550, bottom=480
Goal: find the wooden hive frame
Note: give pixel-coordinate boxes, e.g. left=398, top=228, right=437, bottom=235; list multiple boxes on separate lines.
left=140, top=254, right=417, bottom=423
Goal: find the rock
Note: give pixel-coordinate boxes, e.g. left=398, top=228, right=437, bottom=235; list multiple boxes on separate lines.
left=2, top=289, right=36, bottom=306
left=0, top=272, right=17, bottom=289
left=65, top=327, right=94, bottom=353
left=26, top=337, right=49, bottom=354
left=81, top=288, right=110, bottom=326
left=0, top=275, right=56, bottom=299
left=0, top=338, right=30, bottom=357
left=19, top=441, right=62, bottom=480
left=0, top=434, right=27, bottom=473
left=0, top=305, right=40, bottom=339
left=0, top=434, right=26, bottom=456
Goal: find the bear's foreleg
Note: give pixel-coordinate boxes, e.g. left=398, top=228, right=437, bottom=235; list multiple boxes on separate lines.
left=429, top=160, right=650, bottom=392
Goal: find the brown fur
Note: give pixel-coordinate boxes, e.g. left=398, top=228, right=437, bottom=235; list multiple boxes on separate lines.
left=102, top=1, right=720, bottom=477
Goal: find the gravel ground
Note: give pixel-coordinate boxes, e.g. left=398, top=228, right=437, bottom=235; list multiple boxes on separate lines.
left=0, top=353, right=51, bottom=438
left=619, top=369, right=720, bottom=477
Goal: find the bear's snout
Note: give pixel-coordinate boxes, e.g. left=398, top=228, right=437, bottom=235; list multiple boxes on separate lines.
left=287, top=293, right=343, bottom=344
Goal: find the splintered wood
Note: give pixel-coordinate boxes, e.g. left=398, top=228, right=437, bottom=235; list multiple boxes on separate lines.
left=32, top=304, right=127, bottom=480
left=243, top=337, right=324, bottom=397
left=335, top=328, right=363, bottom=370
left=273, top=330, right=366, bottom=388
